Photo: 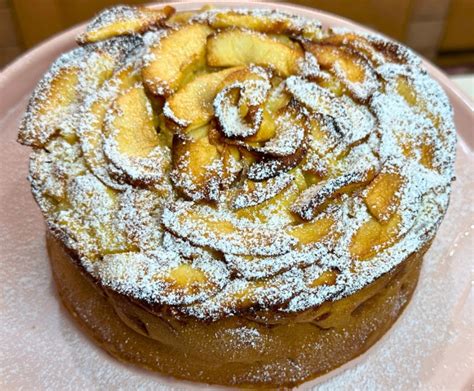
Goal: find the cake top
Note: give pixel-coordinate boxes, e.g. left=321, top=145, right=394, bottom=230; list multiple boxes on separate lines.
left=19, top=5, right=456, bottom=320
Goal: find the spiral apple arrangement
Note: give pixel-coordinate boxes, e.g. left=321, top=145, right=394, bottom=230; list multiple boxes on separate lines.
left=18, top=6, right=455, bottom=318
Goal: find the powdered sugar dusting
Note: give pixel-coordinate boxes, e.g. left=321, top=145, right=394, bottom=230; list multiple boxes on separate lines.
left=19, top=5, right=456, bottom=321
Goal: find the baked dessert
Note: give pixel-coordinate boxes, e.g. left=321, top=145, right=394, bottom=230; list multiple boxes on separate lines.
left=18, top=5, right=456, bottom=388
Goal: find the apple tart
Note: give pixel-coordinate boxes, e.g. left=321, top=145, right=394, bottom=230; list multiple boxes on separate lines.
left=18, top=5, right=456, bottom=388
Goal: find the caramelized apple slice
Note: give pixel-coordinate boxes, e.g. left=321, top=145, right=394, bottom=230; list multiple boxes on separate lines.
left=103, top=83, right=170, bottom=185
left=244, top=83, right=291, bottom=143
left=234, top=179, right=303, bottom=225
left=321, top=32, right=386, bottom=66
left=285, top=76, right=349, bottom=137
left=224, top=253, right=292, bottom=280
left=99, top=251, right=229, bottom=305
left=395, top=76, right=442, bottom=132
left=28, top=140, right=84, bottom=215
left=304, top=42, right=379, bottom=101
left=208, top=11, right=293, bottom=33
left=225, top=246, right=313, bottom=280
left=215, top=83, right=270, bottom=138
left=23, top=36, right=140, bottom=149
left=18, top=53, right=81, bottom=147
left=396, top=76, right=417, bottom=106
left=77, top=5, right=175, bottom=44
left=165, top=263, right=208, bottom=291
left=218, top=65, right=271, bottom=86
left=214, top=67, right=272, bottom=138
left=171, top=126, right=221, bottom=201
left=322, top=32, right=416, bottom=67
left=142, top=23, right=212, bottom=96
left=164, top=67, right=241, bottom=130
left=221, top=144, right=242, bottom=188
left=350, top=213, right=401, bottom=260
left=79, top=65, right=140, bottom=189
left=247, top=137, right=308, bottom=181
left=239, top=103, right=307, bottom=157
left=162, top=202, right=297, bottom=256
left=106, top=85, right=159, bottom=155
left=292, top=168, right=376, bottom=221
left=207, top=29, right=303, bottom=76
left=225, top=216, right=334, bottom=279
left=301, top=151, right=328, bottom=182
left=57, top=174, right=129, bottom=257
left=231, top=172, right=294, bottom=209
left=203, top=9, right=321, bottom=37
left=364, top=172, right=403, bottom=221
left=308, top=269, right=338, bottom=288
left=224, top=211, right=330, bottom=280
left=419, top=142, right=435, bottom=169
left=220, top=85, right=296, bottom=152
left=288, top=217, right=335, bottom=245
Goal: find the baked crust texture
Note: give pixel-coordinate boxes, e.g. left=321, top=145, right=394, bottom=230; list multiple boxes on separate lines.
left=48, top=233, right=426, bottom=387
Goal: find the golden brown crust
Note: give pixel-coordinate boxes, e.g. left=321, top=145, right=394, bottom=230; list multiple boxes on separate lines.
left=48, top=232, right=427, bottom=387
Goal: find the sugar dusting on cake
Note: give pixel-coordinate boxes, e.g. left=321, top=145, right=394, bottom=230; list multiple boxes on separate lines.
left=18, top=6, right=456, bottom=321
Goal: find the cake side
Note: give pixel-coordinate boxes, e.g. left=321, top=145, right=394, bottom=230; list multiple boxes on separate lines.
left=48, top=232, right=427, bottom=387
left=19, top=6, right=456, bottom=322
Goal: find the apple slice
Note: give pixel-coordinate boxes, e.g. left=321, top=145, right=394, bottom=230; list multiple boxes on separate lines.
left=308, top=269, right=338, bottom=288
left=105, top=86, right=160, bottom=156
left=77, top=5, right=175, bottom=44
left=244, top=83, right=291, bottom=143
left=224, top=247, right=312, bottom=280
left=225, top=213, right=336, bottom=279
left=234, top=177, right=304, bottom=225
left=22, top=36, right=139, bottom=149
left=18, top=52, right=82, bottom=147
left=214, top=81, right=271, bottom=139
left=231, top=172, right=294, bottom=209
left=292, top=168, right=376, bottom=221
left=288, top=216, right=335, bottom=245
left=56, top=173, right=130, bottom=257
left=170, top=125, right=221, bottom=201
left=350, top=213, right=401, bottom=260
left=285, top=76, right=350, bottom=137
left=213, top=66, right=273, bottom=139
left=303, top=42, right=379, bottom=101
left=142, top=23, right=213, bottom=96
left=322, top=33, right=382, bottom=63
left=221, top=144, right=242, bottom=188
left=163, top=67, right=241, bottom=130
left=99, top=250, right=229, bottom=305
left=162, top=202, right=297, bottom=256
left=224, top=216, right=334, bottom=279
left=207, top=29, right=303, bottom=76
left=246, top=137, right=308, bottom=181
left=238, top=103, right=307, bottom=157
left=103, top=83, right=170, bottom=185
left=364, top=172, right=403, bottom=221
left=201, top=9, right=321, bottom=37
left=79, top=64, right=141, bottom=189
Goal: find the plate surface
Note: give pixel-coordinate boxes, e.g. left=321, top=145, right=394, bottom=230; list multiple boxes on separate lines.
left=0, top=2, right=473, bottom=389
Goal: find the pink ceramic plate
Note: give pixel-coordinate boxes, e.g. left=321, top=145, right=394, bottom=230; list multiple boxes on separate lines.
left=1, top=2, right=473, bottom=389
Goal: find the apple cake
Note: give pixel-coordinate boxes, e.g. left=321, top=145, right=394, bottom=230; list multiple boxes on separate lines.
left=18, top=5, right=456, bottom=388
